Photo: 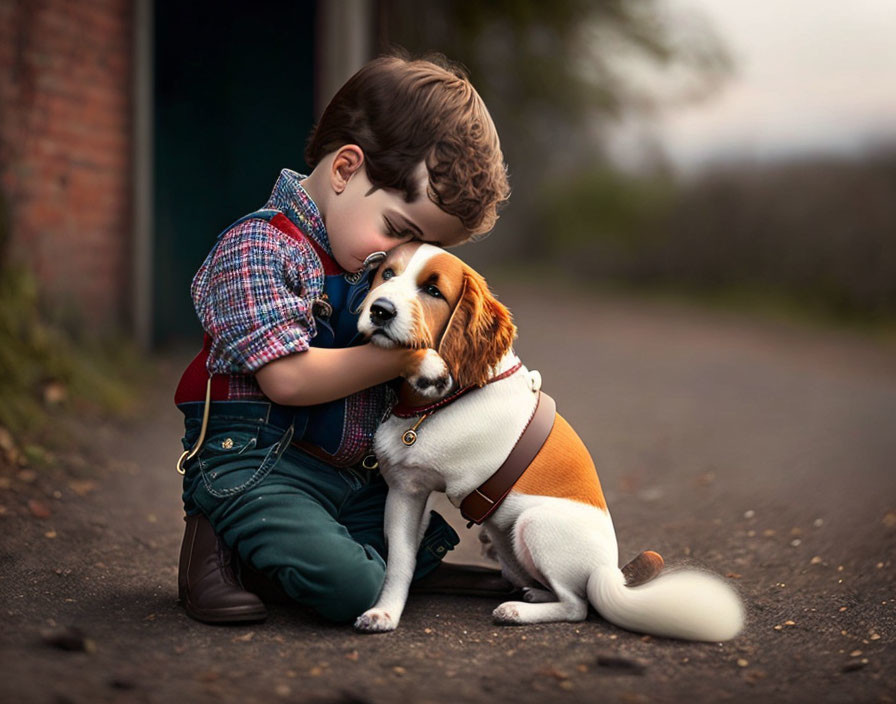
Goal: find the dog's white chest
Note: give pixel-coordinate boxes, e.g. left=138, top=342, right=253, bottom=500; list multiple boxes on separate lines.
left=373, top=365, right=540, bottom=504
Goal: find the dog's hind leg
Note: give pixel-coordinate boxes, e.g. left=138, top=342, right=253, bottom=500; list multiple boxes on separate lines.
left=493, top=584, right=587, bottom=624
left=492, top=502, right=614, bottom=624
left=481, top=525, right=540, bottom=590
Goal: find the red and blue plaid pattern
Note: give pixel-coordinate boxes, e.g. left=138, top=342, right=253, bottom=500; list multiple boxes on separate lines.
left=191, top=170, right=332, bottom=375
left=179, top=169, right=392, bottom=466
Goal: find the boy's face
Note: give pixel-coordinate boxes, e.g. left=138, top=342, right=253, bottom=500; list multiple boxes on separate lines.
left=325, top=161, right=468, bottom=273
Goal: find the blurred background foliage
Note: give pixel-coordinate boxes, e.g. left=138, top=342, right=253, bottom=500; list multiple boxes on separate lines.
left=0, top=193, right=144, bottom=454
left=382, top=0, right=896, bottom=325
left=534, top=152, right=896, bottom=322
left=0, top=262, right=144, bottom=444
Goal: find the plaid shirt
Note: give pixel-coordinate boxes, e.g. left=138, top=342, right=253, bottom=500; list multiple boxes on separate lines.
left=184, top=169, right=392, bottom=466
left=192, top=169, right=332, bottom=375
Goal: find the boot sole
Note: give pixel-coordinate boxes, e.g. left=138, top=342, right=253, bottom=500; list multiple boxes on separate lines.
left=183, top=597, right=268, bottom=624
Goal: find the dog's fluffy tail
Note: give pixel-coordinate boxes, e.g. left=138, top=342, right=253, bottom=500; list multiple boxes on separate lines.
left=586, top=566, right=744, bottom=642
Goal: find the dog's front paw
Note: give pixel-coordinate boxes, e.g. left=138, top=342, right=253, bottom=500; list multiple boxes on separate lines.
left=405, top=349, right=453, bottom=399
left=492, top=602, right=524, bottom=624
left=354, top=608, right=398, bottom=633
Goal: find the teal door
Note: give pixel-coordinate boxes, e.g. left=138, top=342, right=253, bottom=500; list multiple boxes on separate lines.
left=153, top=0, right=317, bottom=345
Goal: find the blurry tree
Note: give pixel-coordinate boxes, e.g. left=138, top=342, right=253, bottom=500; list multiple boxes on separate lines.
left=378, top=0, right=732, bottom=259
left=534, top=149, right=896, bottom=322
left=637, top=151, right=896, bottom=321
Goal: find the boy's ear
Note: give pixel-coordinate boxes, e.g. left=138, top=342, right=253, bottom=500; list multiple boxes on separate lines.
left=331, top=145, right=365, bottom=194
left=436, top=266, right=517, bottom=388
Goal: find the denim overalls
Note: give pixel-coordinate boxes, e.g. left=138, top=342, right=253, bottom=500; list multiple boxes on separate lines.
left=177, top=208, right=458, bottom=623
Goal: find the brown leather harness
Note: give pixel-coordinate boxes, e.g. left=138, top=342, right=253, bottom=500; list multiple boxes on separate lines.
left=459, top=390, right=555, bottom=526
left=389, top=363, right=556, bottom=527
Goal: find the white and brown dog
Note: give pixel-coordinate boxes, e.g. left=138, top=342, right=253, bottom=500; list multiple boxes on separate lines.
left=354, top=242, right=744, bottom=641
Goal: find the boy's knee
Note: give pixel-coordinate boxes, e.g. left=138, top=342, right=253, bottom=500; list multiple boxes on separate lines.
left=312, top=553, right=386, bottom=623
left=276, top=545, right=386, bottom=623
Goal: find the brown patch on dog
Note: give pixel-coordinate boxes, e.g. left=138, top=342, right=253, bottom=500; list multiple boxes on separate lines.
left=512, top=414, right=607, bottom=509
left=437, top=263, right=517, bottom=388
left=369, top=242, right=422, bottom=288
left=414, top=252, right=466, bottom=349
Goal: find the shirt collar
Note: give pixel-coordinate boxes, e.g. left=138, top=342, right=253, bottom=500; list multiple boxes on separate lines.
left=264, top=169, right=332, bottom=257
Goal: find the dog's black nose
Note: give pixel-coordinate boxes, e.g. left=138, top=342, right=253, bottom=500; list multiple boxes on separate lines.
left=369, top=298, right=397, bottom=326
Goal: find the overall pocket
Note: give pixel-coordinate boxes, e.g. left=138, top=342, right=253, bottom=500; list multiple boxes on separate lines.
left=197, top=422, right=294, bottom=499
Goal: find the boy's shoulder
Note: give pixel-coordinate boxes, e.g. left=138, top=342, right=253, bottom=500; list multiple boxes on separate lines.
left=203, top=215, right=325, bottom=284
left=215, top=214, right=303, bottom=254
left=229, top=211, right=343, bottom=277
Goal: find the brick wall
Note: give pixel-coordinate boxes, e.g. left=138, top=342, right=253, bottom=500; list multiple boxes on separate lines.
left=0, top=0, right=133, bottom=329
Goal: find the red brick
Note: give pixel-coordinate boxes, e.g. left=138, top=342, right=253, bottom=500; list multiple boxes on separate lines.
left=0, top=0, right=133, bottom=328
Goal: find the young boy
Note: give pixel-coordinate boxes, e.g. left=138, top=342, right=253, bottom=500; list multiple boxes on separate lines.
left=175, top=54, right=511, bottom=624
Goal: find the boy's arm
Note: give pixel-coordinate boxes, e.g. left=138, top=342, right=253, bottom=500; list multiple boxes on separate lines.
left=255, top=344, right=419, bottom=406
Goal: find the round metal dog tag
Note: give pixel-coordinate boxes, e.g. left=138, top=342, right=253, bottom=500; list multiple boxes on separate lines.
left=402, top=430, right=418, bottom=446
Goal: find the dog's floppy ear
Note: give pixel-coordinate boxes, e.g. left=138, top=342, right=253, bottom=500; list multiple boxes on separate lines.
left=437, top=265, right=517, bottom=388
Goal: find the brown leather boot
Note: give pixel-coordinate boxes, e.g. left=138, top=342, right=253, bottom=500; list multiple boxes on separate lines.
left=178, top=513, right=267, bottom=623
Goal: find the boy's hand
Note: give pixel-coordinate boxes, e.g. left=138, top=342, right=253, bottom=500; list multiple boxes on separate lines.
left=402, top=349, right=454, bottom=399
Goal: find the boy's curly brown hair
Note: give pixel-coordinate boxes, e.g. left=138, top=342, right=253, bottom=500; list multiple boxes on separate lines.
left=305, top=53, right=510, bottom=237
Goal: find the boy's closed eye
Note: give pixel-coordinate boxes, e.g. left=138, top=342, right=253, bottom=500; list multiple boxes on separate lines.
left=384, top=217, right=415, bottom=240
left=384, top=218, right=444, bottom=247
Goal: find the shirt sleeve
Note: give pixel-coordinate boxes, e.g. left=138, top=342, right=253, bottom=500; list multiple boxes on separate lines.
left=191, top=219, right=322, bottom=374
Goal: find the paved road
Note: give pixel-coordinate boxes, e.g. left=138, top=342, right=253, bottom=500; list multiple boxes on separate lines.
left=2, top=284, right=895, bottom=703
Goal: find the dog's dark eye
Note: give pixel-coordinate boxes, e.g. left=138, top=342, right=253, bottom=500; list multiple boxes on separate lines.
left=381, top=268, right=395, bottom=281
left=422, top=284, right=443, bottom=299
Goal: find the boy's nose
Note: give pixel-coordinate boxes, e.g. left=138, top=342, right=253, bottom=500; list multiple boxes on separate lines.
left=369, top=298, right=397, bottom=326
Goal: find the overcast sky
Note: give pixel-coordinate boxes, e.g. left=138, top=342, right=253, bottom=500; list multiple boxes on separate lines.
left=609, top=0, right=896, bottom=171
